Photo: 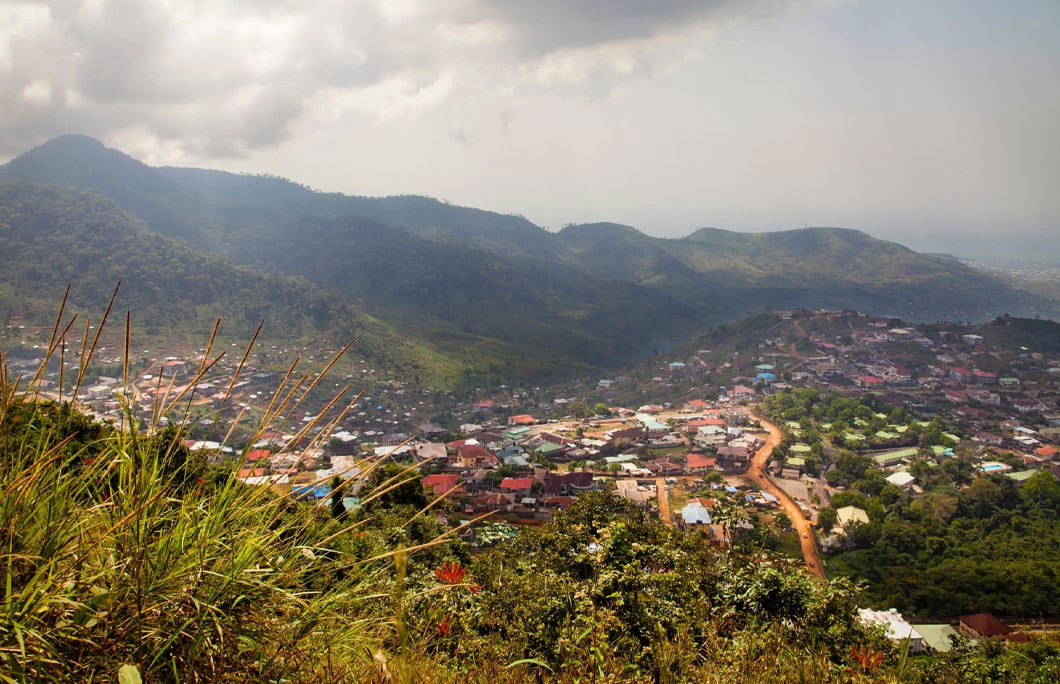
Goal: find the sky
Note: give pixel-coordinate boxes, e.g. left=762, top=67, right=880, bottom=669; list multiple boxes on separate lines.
left=2, top=0, right=1059, bottom=261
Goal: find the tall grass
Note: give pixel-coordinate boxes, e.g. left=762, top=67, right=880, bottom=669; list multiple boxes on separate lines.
left=0, top=292, right=431, bottom=682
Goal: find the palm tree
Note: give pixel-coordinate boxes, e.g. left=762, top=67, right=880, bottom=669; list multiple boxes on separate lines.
left=712, top=499, right=750, bottom=547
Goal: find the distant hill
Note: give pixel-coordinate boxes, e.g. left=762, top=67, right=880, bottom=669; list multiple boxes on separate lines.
left=0, top=181, right=475, bottom=384
left=0, top=136, right=704, bottom=372
left=557, top=223, right=1060, bottom=322
left=2, top=135, right=1057, bottom=385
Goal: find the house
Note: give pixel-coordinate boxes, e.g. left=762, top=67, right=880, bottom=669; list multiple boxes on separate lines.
left=977, top=432, right=1004, bottom=446
left=944, top=389, right=967, bottom=404
left=473, top=492, right=514, bottom=512
left=973, top=370, right=997, bottom=385
left=614, top=480, right=655, bottom=507
left=686, top=399, right=712, bottom=411
left=835, top=505, right=869, bottom=532
left=857, top=375, right=885, bottom=389
left=535, top=442, right=565, bottom=459
left=684, top=452, right=717, bottom=474
left=957, top=614, right=1029, bottom=642
left=422, top=473, right=464, bottom=499
left=948, top=367, right=975, bottom=384
left=636, top=413, right=669, bottom=438
left=645, top=456, right=683, bottom=475
left=885, top=471, right=917, bottom=491
left=416, top=423, right=448, bottom=437
left=694, top=425, right=727, bottom=448
left=1034, top=445, right=1059, bottom=460
left=411, top=442, right=447, bottom=463
left=679, top=499, right=712, bottom=529
left=244, top=449, right=271, bottom=463
left=543, top=471, right=595, bottom=495
left=473, top=400, right=494, bottom=412
left=857, top=609, right=925, bottom=654
left=916, top=624, right=959, bottom=654
left=1012, top=398, right=1040, bottom=413
left=499, top=477, right=533, bottom=497
left=716, top=446, right=750, bottom=472
left=731, top=385, right=756, bottom=397
left=457, top=444, right=496, bottom=468
left=503, top=426, right=531, bottom=441
left=873, top=447, right=918, bottom=468
left=508, top=414, right=536, bottom=426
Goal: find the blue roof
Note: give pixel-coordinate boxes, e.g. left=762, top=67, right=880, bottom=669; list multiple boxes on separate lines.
left=725, top=486, right=738, bottom=493
left=681, top=504, right=712, bottom=525
left=293, top=483, right=332, bottom=499
left=762, top=493, right=779, bottom=502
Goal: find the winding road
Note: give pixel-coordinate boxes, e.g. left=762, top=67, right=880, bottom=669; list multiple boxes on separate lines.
left=744, top=410, right=824, bottom=578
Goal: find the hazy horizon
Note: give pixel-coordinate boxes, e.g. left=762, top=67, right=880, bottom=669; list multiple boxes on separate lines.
left=3, top=0, right=1058, bottom=262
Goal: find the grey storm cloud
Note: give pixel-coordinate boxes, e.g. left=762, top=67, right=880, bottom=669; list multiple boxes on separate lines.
left=0, top=0, right=801, bottom=157
left=465, top=0, right=791, bottom=54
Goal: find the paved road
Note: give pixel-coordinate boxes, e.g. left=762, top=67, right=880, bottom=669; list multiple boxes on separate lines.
left=744, top=410, right=825, bottom=578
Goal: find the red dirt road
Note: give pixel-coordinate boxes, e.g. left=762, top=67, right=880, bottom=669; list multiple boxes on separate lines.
left=744, top=410, right=824, bottom=578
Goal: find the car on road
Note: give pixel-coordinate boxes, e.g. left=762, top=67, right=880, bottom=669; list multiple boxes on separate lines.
left=802, top=532, right=808, bottom=538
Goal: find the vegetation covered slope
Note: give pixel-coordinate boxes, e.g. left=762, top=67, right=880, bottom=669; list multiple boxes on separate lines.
left=0, top=136, right=703, bottom=372
left=0, top=180, right=467, bottom=382
left=558, top=223, right=1060, bottom=321
left=763, top=389, right=1060, bottom=618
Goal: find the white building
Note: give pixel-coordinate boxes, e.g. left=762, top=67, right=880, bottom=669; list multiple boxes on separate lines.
left=857, top=609, right=925, bottom=653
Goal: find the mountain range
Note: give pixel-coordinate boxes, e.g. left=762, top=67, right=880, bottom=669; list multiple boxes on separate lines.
left=1, top=134, right=1056, bottom=387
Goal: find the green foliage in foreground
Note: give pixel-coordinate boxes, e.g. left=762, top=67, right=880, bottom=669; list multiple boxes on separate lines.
left=2, top=384, right=1059, bottom=682
left=826, top=469, right=1060, bottom=617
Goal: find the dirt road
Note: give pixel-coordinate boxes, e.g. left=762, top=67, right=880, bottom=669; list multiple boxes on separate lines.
left=655, top=477, right=673, bottom=526
left=744, top=410, right=824, bottom=578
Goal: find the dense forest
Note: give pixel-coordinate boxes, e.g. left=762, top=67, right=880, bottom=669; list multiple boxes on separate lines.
left=764, top=389, right=1060, bottom=617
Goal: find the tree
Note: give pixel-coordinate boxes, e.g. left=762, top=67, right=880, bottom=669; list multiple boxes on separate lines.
left=773, top=511, right=792, bottom=530
left=568, top=401, right=590, bottom=419
left=593, top=403, right=610, bottom=417
left=816, top=506, right=838, bottom=533
left=1020, top=471, right=1060, bottom=511
left=358, top=463, right=428, bottom=512
left=329, top=475, right=347, bottom=521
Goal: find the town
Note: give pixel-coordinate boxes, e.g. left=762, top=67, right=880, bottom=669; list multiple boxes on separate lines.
left=5, top=307, right=1059, bottom=654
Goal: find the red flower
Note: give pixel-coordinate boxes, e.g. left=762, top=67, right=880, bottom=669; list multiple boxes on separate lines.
left=434, top=562, right=468, bottom=585
left=436, top=618, right=452, bottom=636
left=851, top=645, right=883, bottom=672
left=468, top=583, right=482, bottom=594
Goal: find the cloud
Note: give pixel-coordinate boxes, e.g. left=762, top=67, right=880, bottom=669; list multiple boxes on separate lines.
left=0, top=0, right=804, bottom=158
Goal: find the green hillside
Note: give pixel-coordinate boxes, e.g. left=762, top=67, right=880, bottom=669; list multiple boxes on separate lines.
left=558, top=223, right=1060, bottom=321
left=0, top=136, right=704, bottom=371
left=2, top=135, right=1057, bottom=387
left=0, top=181, right=482, bottom=385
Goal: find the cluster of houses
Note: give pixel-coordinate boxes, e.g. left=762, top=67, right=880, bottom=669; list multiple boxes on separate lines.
left=859, top=608, right=1029, bottom=655
left=209, top=393, right=775, bottom=523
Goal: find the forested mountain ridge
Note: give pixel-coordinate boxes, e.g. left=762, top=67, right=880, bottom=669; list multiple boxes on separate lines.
left=557, top=223, right=1060, bottom=321
left=0, top=180, right=470, bottom=382
left=2, top=135, right=1057, bottom=384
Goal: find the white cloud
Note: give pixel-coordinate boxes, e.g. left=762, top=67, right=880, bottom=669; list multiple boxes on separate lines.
left=0, top=0, right=801, bottom=156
